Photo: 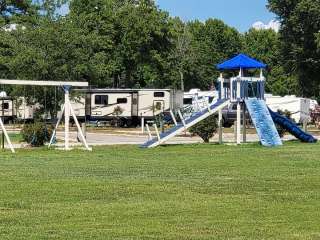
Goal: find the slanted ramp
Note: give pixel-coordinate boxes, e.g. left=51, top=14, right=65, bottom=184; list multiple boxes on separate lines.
left=269, top=109, right=317, bottom=143
left=141, top=99, right=230, bottom=148
left=245, top=98, right=282, bottom=147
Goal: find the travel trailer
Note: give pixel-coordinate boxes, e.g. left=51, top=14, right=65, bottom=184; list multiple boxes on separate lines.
left=70, top=89, right=183, bottom=126
left=0, top=92, right=39, bottom=123
left=0, top=96, right=14, bottom=122
left=183, top=89, right=218, bottom=108
left=182, top=89, right=218, bottom=118
left=265, top=94, right=311, bottom=124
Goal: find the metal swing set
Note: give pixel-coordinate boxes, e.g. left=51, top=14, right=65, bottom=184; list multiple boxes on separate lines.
left=0, top=79, right=91, bottom=153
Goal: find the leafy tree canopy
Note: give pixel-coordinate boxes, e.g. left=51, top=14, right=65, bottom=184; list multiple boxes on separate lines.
left=268, top=0, right=320, bottom=98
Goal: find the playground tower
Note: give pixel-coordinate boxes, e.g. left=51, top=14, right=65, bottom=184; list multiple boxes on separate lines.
left=217, top=53, right=266, bottom=144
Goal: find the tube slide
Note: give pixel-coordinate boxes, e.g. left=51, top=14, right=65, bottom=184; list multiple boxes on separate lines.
left=268, top=108, right=317, bottom=143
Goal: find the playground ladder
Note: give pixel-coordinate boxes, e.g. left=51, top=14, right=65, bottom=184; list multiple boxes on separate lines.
left=141, top=99, right=230, bottom=148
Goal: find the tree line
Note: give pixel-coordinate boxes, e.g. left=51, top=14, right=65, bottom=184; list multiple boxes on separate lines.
left=0, top=0, right=319, bottom=112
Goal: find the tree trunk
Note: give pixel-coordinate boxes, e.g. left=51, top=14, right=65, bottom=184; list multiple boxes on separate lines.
left=179, top=70, right=184, bottom=91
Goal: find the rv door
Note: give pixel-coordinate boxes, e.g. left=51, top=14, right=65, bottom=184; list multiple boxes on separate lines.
left=153, top=100, right=164, bottom=116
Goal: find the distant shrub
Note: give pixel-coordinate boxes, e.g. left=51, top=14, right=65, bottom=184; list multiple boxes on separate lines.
left=21, top=123, right=53, bottom=147
left=189, top=115, right=218, bottom=143
left=275, top=110, right=292, bottom=138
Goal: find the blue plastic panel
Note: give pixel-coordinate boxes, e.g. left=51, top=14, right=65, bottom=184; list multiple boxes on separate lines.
left=269, top=109, right=317, bottom=143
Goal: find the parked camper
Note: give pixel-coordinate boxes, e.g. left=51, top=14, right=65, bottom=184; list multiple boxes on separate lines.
left=0, top=93, right=40, bottom=123
left=265, top=94, right=311, bottom=124
left=14, top=97, right=38, bottom=122
left=0, top=93, right=14, bottom=123
left=183, top=89, right=218, bottom=108
left=70, top=89, right=183, bottom=127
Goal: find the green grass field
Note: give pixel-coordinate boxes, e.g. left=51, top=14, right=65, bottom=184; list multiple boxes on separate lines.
left=0, top=142, right=320, bottom=239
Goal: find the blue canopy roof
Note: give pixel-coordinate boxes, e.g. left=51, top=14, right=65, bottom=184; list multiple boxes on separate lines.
left=217, top=53, right=267, bottom=70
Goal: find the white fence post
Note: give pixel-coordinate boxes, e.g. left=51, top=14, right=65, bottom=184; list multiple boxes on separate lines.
left=154, top=124, right=161, bottom=141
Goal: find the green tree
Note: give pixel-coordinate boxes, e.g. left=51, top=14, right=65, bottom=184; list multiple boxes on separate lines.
left=268, top=0, right=320, bottom=98
left=243, top=28, right=298, bottom=96
left=168, top=18, right=195, bottom=91
left=69, top=0, right=173, bottom=88
left=186, top=19, right=242, bottom=90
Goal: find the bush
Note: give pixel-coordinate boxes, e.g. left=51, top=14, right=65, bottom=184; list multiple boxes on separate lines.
left=189, top=115, right=218, bottom=143
left=275, top=109, right=292, bottom=138
left=21, top=123, right=53, bottom=147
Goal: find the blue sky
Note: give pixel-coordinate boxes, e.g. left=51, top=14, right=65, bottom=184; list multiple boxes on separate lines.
left=156, top=0, right=276, bottom=32
left=59, top=0, right=276, bottom=32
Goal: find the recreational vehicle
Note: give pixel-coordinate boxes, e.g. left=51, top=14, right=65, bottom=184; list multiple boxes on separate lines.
left=0, top=97, right=14, bottom=122
left=265, top=94, right=311, bottom=124
left=0, top=93, right=39, bottom=123
left=182, top=89, right=218, bottom=118
left=70, top=89, right=183, bottom=126
left=183, top=89, right=218, bottom=108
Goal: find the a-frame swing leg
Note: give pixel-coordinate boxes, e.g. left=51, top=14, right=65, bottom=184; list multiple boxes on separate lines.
left=48, top=104, right=65, bottom=148
left=48, top=86, right=91, bottom=151
left=69, top=101, right=92, bottom=151
left=0, top=118, right=15, bottom=153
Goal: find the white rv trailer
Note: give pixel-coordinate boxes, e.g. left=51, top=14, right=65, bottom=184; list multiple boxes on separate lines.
left=70, top=88, right=183, bottom=126
left=265, top=94, right=311, bottom=124
left=0, top=97, right=14, bottom=122
left=0, top=94, right=43, bottom=123
left=14, top=97, right=38, bottom=121
left=183, top=89, right=218, bottom=109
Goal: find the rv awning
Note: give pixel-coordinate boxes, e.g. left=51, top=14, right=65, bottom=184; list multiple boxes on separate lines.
left=217, top=53, right=267, bottom=70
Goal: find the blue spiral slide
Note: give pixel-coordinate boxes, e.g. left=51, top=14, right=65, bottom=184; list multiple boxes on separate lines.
left=268, top=108, right=317, bottom=143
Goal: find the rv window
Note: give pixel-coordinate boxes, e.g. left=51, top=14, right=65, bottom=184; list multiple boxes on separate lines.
left=1, top=102, right=9, bottom=109
left=154, top=92, right=165, bottom=98
left=117, top=98, right=128, bottom=104
left=232, top=104, right=237, bottom=110
left=183, top=98, right=193, bottom=105
left=94, top=95, right=108, bottom=105
left=208, top=97, right=214, bottom=103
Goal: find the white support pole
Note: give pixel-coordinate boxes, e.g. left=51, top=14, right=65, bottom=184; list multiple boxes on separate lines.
left=146, top=124, right=152, bottom=140
left=230, top=79, right=233, bottom=101
left=0, top=79, right=88, bottom=87
left=195, top=95, right=201, bottom=112
left=48, top=104, right=65, bottom=148
left=154, top=124, right=161, bottom=141
left=218, top=109, right=223, bottom=144
left=64, top=87, right=70, bottom=150
left=237, top=103, right=241, bottom=145
left=69, top=101, right=92, bottom=151
left=177, top=110, right=186, bottom=127
left=141, top=117, right=145, bottom=134
left=236, top=69, right=242, bottom=145
left=207, top=101, right=212, bottom=113
left=220, top=73, right=224, bottom=99
left=170, top=110, right=178, bottom=126
left=0, top=118, right=15, bottom=153
left=242, top=103, right=247, bottom=143
left=260, top=68, right=263, bottom=79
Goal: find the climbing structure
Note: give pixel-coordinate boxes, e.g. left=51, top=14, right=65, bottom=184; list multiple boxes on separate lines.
left=217, top=53, right=317, bottom=146
left=141, top=99, right=229, bottom=148
left=141, top=53, right=317, bottom=148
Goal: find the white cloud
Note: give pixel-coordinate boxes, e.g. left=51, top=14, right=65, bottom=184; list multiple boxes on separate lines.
left=252, top=20, right=280, bottom=32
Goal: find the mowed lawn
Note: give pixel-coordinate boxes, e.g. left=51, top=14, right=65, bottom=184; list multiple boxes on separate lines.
left=0, top=142, right=320, bottom=239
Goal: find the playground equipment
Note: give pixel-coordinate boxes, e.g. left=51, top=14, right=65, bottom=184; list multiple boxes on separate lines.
left=0, top=79, right=91, bottom=152
left=141, top=99, right=229, bottom=148
left=141, top=53, right=317, bottom=148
